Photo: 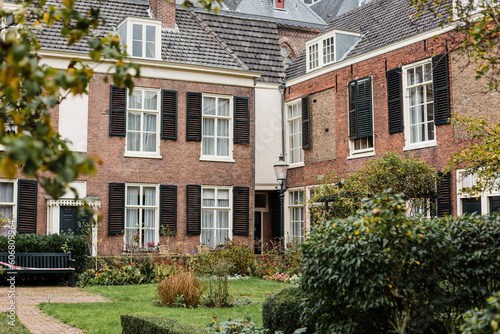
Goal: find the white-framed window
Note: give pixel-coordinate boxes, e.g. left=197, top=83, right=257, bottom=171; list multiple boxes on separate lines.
left=403, top=59, right=437, bottom=150
left=406, top=199, right=432, bottom=218
left=201, top=94, right=233, bottom=161
left=117, top=18, right=162, bottom=60
left=124, top=184, right=159, bottom=249
left=322, top=36, right=335, bottom=65
left=286, top=99, right=303, bottom=166
left=308, top=43, right=319, bottom=71
left=201, top=186, right=232, bottom=248
left=287, top=189, right=304, bottom=243
left=348, top=77, right=374, bottom=157
left=126, top=87, right=161, bottom=158
left=456, top=170, right=500, bottom=215
left=0, top=179, right=17, bottom=223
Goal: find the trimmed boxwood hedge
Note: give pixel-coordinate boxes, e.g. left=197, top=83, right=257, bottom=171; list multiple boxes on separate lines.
left=0, top=233, right=88, bottom=273
left=262, top=286, right=310, bottom=334
left=121, top=314, right=208, bottom=334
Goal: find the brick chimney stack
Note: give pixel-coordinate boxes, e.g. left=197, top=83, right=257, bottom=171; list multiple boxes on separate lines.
left=150, top=0, right=175, bottom=28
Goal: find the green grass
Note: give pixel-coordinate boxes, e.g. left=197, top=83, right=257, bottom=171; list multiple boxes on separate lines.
left=0, top=313, right=31, bottom=333
left=39, top=277, right=286, bottom=334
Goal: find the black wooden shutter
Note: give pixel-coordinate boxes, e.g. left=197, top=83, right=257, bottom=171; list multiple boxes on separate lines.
left=108, top=183, right=125, bottom=235
left=109, top=85, right=126, bottom=136
left=17, top=179, right=37, bottom=234
left=161, top=89, right=177, bottom=140
left=234, top=96, right=250, bottom=144
left=233, top=186, right=250, bottom=235
left=356, top=77, right=373, bottom=138
left=432, top=54, right=450, bottom=125
left=302, top=95, right=311, bottom=149
left=348, top=81, right=357, bottom=139
left=387, top=68, right=403, bottom=134
left=186, top=185, right=201, bottom=234
left=436, top=172, right=452, bottom=217
left=186, top=92, right=202, bottom=141
left=160, top=185, right=177, bottom=234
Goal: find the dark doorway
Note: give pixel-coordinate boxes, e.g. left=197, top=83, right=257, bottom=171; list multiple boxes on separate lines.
left=254, top=211, right=262, bottom=254
left=60, top=206, right=89, bottom=235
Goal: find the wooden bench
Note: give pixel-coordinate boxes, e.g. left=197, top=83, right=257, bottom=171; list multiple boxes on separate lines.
left=0, top=253, right=76, bottom=287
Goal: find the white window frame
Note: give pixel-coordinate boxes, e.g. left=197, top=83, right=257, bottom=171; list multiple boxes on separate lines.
left=117, top=17, right=162, bottom=60
left=124, top=87, right=161, bottom=159
left=201, top=186, right=233, bottom=249
left=456, top=170, right=500, bottom=215
left=347, top=77, right=375, bottom=158
left=285, top=98, right=304, bottom=167
left=285, top=188, right=305, bottom=244
left=200, top=94, right=234, bottom=162
left=402, top=58, right=437, bottom=151
left=123, top=183, right=160, bottom=250
left=0, top=179, right=17, bottom=226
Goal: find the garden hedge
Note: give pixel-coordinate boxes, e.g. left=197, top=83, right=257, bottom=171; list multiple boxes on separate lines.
left=262, top=286, right=310, bottom=334
left=0, top=233, right=88, bottom=273
left=121, top=314, right=207, bottom=334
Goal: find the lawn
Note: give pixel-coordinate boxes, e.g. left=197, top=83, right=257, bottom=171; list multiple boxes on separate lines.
left=39, top=277, right=286, bottom=334
left=0, top=313, right=31, bottom=333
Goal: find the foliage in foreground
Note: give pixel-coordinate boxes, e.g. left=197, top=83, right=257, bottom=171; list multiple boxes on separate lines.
left=121, top=313, right=208, bottom=334
left=262, top=286, right=310, bottom=334
left=206, top=315, right=267, bottom=333
left=0, top=313, right=31, bottom=334
left=462, top=291, right=500, bottom=334
left=308, top=152, right=439, bottom=223
left=300, top=193, right=500, bottom=333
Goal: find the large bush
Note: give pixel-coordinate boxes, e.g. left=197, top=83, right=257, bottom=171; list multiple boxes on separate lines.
left=0, top=233, right=88, bottom=273
left=193, top=242, right=254, bottom=276
left=157, top=272, right=205, bottom=307
left=262, top=286, right=310, bottom=334
left=121, top=314, right=207, bottom=334
left=299, top=193, right=500, bottom=333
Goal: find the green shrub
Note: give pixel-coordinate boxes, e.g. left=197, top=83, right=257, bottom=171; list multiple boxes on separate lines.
left=157, top=272, right=205, bottom=307
left=0, top=233, right=88, bottom=273
left=77, top=263, right=151, bottom=287
left=299, top=193, right=500, bottom=333
left=121, top=313, right=208, bottom=334
left=194, top=242, right=253, bottom=276
left=206, top=315, right=267, bottom=333
left=462, top=291, right=500, bottom=334
left=262, top=287, right=309, bottom=334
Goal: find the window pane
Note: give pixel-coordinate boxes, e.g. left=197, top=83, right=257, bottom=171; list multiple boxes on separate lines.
left=217, top=190, right=230, bottom=207
left=407, top=68, right=414, bottom=86
left=126, top=208, right=139, bottom=227
left=128, top=112, right=141, bottom=131
left=203, top=189, right=215, bottom=207
left=143, top=229, right=155, bottom=246
left=216, top=229, right=228, bottom=245
left=146, top=42, right=155, bottom=59
left=203, top=137, right=215, bottom=156
left=132, top=24, right=143, bottom=40
left=144, top=187, right=156, bottom=206
left=129, top=91, right=142, bottom=110
left=0, top=206, right=13, bottom=219
left=427, top=122, right=435, bottom=141
left=132, top=41, right=142, bottom=57
left=0, top=183, right=14, bottom=203
left=143, top=113, right=156, bottom=132
left=424, top=63, right=432, bottom=81
left=217, top=119, right=229, bottom=137
left=127, top=187, right=140, bottom=205
left=203, top=97, right=216, bottom=115
left=217, top=210, right=229, bottom=228
left=144, top=91, right=157, bottom=110
left=143, top=133, right=156, bottom=152
left=415, top=65, right=423, bottom=84
left=203, top=118, right=215, bottom=136
left=201, top=229, right=214, bottom=247
left=426, top=84, right=434, bottom=103
left=146, top=26, right=155, bottom=42
left=218, top=98, right=230, bottom=116
left=144, top=208, right=155, bottom=228
left=217, top=138, right=229, bottom=157
left=202, top=210, right=214, bottom=227
left=127, top=132, right=140, bottom=151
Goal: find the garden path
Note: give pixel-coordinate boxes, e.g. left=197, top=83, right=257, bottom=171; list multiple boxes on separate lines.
left=0, top=285, right=110, bottom=334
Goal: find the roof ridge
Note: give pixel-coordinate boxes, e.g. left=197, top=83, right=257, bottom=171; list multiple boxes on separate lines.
left=188, top=10, right=250, bottom=71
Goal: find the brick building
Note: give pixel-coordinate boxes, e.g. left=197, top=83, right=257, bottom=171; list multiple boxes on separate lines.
left=1, top=0, right=286, bottom=255
left=282, top=0, right=500, bottom=242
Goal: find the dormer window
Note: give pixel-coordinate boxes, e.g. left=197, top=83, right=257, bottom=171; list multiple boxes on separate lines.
left=306, top=29, right=361, bottom=72
left=117, top=17, right=162, bottom=60
left=275, top=0, right=285, bottom=10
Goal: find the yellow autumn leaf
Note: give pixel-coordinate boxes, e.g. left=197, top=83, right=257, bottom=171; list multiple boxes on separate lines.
left=1, top=156, right=17, bottom=178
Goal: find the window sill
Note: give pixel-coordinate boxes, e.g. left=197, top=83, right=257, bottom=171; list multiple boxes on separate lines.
left=199, top=156, right=235, bottom=163
left=124, top=153, right=162, bottom=159
left=288, top=162, right=305, bottom=169
left=403, top=141, right=437, bottom=151
left=348, top=151, right=375, bottom=160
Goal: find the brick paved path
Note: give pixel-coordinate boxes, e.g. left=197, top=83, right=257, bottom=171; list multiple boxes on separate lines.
left=0, top=286, right=110, bottom=334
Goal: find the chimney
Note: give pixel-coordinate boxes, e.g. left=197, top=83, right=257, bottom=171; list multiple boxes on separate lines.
left=150, top=0, right=175, bottom=28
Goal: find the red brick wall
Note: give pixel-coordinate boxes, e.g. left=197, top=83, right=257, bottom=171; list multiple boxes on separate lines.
left=150, top=0, right=176, bottom=28
left=284, top=34, right=470, bottom=216
left=278, top=25, right=320, bottom=58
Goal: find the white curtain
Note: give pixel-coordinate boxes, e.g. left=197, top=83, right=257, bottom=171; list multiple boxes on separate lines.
left=145, top=26, right=156, bottom=59
left=202, top=118, right=215, bottom=155
left=144, top=91, right=157, bottom=110
left=0, top=183, right=14, bottom=203
left=203, top=97, right=216, bottom=115
left=132, top=24, right=143, bottom=58
left=217, top=190, right=229, bottom=207
left=129, top=90, right=142, bottom=109
left=203, top=189, right=215, bottom=207
left=201, top=209, right=214, bottom=247
left=217, top=119, right=229, bottom=157
left=143, top=113, right=156, bottom=152
left=127, top=113, right=141, bottom=151
left=218, top=98, right=229, bottom=116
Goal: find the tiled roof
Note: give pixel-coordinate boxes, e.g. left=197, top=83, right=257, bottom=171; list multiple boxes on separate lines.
left=34, top=0, right=244, bottom=71
left=218, top=0, right=326, bottom=29
left=286, top=0, right=448, bottom=80
left=192, top=11, right=284, bottom=82
left=310, top=0, right=345, bottom=22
